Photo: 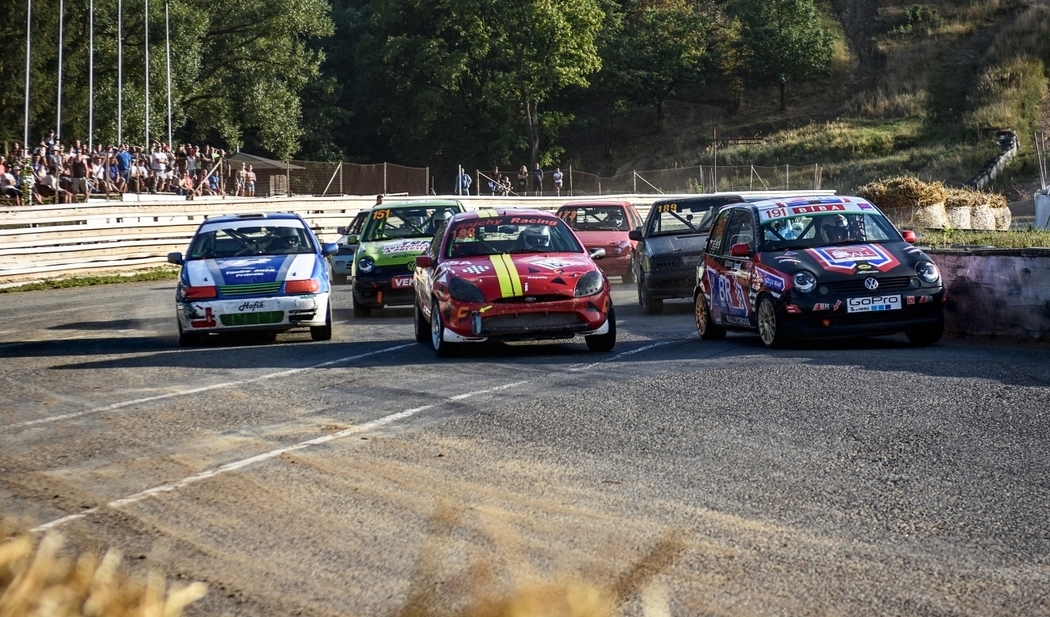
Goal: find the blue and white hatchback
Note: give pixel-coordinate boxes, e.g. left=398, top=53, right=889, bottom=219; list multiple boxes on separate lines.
left=167, top=213, right=339, bottom=346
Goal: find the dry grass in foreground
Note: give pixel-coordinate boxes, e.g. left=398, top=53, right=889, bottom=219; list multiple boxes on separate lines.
left=0, top=530, right=207, bottom=617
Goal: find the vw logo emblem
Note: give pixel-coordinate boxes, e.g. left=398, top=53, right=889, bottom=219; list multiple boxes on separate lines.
left=864, top=277, right=879, bottom=290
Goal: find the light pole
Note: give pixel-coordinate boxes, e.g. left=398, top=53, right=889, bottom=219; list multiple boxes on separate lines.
left=144, top=0, right=150, bottom=146
left=24, top=0, right=32, bottom=149
left=165, top=0, right=172, bottom=148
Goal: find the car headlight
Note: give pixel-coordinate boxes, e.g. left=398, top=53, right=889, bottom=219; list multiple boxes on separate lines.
left=574, top=271, right=604, bottom=297
left=357, top=256, right=375, bottom=273
left=916, top=261, right=940, bottom=284
left=792, top=270, right=817, bottom=294
left=449, top=277, right=485, bottom=303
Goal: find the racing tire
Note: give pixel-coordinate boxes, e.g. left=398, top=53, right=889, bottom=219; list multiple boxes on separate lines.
left=621, top=258, right=636, bottom=285
left=638, top=275, right=663, bottom=314
left=906, top=318, right=944, bottom=346
left=351, top=290, right=372, bottom=318
left=414, top=301, right=430, bottom=344
left=311, top=302, right=333, bottom=341
left=177, top=322, right=201, bottom=347
left=431, top=299, right=457, bottom=357
left=332, top=272, right=347, bottom=285
left=585, top=305, right=617, bottom=352
left=694, top=292, right=726, bottom=340
left=757, top=295, right=788, bottom=349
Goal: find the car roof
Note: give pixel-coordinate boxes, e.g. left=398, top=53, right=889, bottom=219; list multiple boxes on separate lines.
left=556, top=200, right=633, bottom=209
left=378, top=199, right=464, bottom=210
left=739, top=195, right=880, bottom=221
left=651, top=194, right=745, bottom=207
left=451, top=208, right=558, bottom=221
left=202, top=212, right=304, bottom=225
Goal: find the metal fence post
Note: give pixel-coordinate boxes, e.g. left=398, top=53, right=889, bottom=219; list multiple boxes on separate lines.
left=384, top=162, right=388, bottom=195
left=568, top=165, right=572, bottom=196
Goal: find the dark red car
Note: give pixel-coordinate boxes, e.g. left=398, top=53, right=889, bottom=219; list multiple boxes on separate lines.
left=555, top=200, right=643, bottom=282
left=413, top=208, right=616, bottom=356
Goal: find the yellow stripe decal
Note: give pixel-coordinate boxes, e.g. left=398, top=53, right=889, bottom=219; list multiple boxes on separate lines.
left=476, top=209, right=499, bottom=219
left=498, top=253, right=523, bottom=296
left=489, top=255, right=514, bottom=298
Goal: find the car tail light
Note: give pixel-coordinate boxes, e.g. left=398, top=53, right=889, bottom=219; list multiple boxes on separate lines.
left=286, top=279, right=321, bottom=294
left=183, top=285, right=218, bottom=299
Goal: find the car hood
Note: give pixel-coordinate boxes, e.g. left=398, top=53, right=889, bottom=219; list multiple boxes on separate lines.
left=573, top=230, right=633, bottom=248
left=184, top=254, right=319, bottom=285
left=360, top=238, right=433, bottom=265
left=759, top=242, right=928, bottom=279
left=644, top=233, right=708, bottom=256
left=442, top=252, right=600, bottom=301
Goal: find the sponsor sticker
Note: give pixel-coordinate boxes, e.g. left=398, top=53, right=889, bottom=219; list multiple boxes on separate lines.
left=460, top=265, right=491, bottom=274
left=382, top=240, right=431, bottom=254
left=391, top=275, right=414, bottom=288
left=808, top=244, right=901, bottom=274
left=527, top=258, right=579, bottom=270
left=237, top=300, right=266, bottom=312
left=847, top=295, right=902, bottom=313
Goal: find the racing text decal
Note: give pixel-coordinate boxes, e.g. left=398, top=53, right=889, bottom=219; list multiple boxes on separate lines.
left=805, top=244, right=901, bottom=274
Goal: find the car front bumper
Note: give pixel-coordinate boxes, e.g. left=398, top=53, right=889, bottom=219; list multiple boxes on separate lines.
left=353, top=272, right=416, bottom=308
left=438, top=294, right=612, bottom=342
left=780, top=290, right=946, bottom=339
left=177, top=293, right=330, bottom=333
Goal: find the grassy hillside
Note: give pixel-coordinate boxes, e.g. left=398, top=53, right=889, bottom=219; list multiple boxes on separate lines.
left=565, top=0, right=1050, bottom=201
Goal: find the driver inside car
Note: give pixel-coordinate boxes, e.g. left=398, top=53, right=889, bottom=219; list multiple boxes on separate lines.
left=268, top=227, right=302, bottom=253
left=820, top=214, right=850, bottom=243
left=516, top=225, right=552, bottom=252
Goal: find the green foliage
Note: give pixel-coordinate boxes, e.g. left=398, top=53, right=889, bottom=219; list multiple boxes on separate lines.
left=894, top=5, right=943, bottom=36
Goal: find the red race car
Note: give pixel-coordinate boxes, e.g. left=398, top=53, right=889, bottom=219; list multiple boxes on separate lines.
left=413, top=208, right=616, bottom=356
left=555, top=200, right=643, bottom=283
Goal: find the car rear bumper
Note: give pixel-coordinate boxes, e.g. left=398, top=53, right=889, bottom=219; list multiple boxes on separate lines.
left=177, top=294, right=330, bottom=332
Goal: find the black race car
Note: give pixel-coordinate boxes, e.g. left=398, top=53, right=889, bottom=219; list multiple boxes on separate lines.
left=629, top=194, right=744, bottom=314
left=693, top=196, right=946, bottom=347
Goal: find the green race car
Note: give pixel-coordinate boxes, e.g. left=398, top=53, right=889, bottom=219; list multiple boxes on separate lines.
left=351, top=200, right=465, bottom=317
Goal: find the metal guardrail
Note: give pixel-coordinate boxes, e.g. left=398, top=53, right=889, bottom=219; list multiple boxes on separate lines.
left=0, top=191, right=834, bottom=286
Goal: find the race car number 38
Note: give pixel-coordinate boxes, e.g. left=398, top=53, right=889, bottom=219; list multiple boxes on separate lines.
left=847, top=295, right=902, bottom=313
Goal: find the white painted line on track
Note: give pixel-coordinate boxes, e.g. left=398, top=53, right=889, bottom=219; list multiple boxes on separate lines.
left=567, top=339, right=678, bottom=373
left=3, top=343, right=415, bottom=432
left=31, top=380, right=529, bottom=533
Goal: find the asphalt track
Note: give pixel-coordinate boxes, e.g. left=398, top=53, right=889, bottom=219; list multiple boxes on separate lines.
left=1, top=281, right=1049, bottom=616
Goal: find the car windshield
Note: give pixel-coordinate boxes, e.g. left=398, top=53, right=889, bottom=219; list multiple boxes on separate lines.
left=445, top=215, right=583, bottom=258
left=361, top=206, right=458, bottom=242
left=759, top=211, right=903, bottom=251
left=187, top=224, right=314, bottom=259
left=647, top=202, right=717, bottom=236
left=558, top=206, right=630, bottom=232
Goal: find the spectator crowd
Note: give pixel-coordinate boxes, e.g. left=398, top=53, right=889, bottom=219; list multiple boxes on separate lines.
left=0, top=131, right=258, bottom=206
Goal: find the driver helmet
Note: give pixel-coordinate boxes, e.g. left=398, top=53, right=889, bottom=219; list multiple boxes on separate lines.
left=522, top=225, right=552, bottom=250
left=822, top=214, right=849, bottom=243
left=607, top=209, right=625, bottom=228
left=274, top=226, right=301, bottom=247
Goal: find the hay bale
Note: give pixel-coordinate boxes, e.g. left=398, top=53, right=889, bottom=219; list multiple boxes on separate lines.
left=946, top=205, right=973, bottom=229
left=969, top=204, right=996, bottom=230
left=992, top=206, right=1012, bottom=230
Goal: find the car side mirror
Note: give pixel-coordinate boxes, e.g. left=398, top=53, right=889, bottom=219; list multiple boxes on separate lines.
left=167, top=251, right=183, bottom=265
left=730, top=243, right=751, bottom=257
left=337, top=225, right=348, bottom=235
left=321, top=243, right=339, bottom=256
left=415, top=255, right=434, bottom=268
left=588, top=247, right=606, bottom=260
left=345, top=234, right=359, bottom=245
left=902, top=230, right=917, bottom=243
left=628, top=229, right=643, bottom=242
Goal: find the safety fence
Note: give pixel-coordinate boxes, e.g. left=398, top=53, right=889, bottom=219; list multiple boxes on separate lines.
left=474, top=164, right=824, bottom=198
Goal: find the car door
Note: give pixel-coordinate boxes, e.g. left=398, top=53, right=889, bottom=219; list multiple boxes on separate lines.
left=414, top=220, right=446, bottom=320
left=706, top=207, right=757, bottom=328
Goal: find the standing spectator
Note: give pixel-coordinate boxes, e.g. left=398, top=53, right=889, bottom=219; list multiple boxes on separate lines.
left=186, top=145, right=197, bottom=179
left=129, top=157, right=148, bottom=194
left=245, top=165, right=257, bottom=197
left=234, top=162, right=247, bottom=196
left=531, top=163, right=544, bottom=196
left=70, top=154, right=90, bottom=201
left=44, top=130, right=57, bottom=156
left=516, top=165, right=528, bottom=195
left=457, top=167, right=472, bottom=196
left=90, top=155, right=109, bottom=196
left=553, top=166, right=564, bottom=197
left=116, top=145, right=132, bottom=186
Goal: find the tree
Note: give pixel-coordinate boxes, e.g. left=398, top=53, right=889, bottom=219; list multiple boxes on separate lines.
left=734, top=0, right=832, bottom=111
left=1, top=0, right=332, bottom=157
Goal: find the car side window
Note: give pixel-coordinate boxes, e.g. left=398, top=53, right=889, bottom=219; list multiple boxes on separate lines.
left=428, top=222, right=446, bottom=258
left=726, top=209, right=755, bottom=250
left=707, top=211, right=731, bottom=255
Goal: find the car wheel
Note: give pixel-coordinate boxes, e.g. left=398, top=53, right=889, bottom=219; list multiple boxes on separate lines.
left=585, top=305, right=617, bottom=352
left=638, top=275, right=663, bottom=314
left=757, top=295, right=787, bottom=348
left=694, top=293, right=726, bottom=340
left=621, top=258, right=635, bottom=285
left=332, top=272, right=347, bottom=284
left=431, top=299, right=456, bottom=357
left=311, top=302, right=333, bottom=341
left=906, top=317, right=944, bottom=346
left=414, top=301, right=430, bottom=344
left=352, top=290, right=371, bottom=318
left=177, top=322, right=200, bottom=347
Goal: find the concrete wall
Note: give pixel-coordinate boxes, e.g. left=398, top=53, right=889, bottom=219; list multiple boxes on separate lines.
left=931, top=249, right=1050, bottom=340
